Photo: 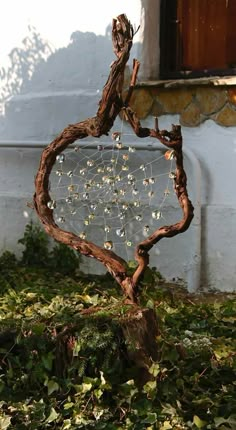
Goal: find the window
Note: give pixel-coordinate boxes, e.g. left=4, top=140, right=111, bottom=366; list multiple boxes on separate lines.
left=160, top=0, right=236, bottom=79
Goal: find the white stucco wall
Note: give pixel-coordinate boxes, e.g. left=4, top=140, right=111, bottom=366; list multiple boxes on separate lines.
left=0, top=0, right=235, bottom=292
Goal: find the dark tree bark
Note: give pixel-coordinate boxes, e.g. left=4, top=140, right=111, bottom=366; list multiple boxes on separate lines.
left=34, top=14, right=194, bottom=303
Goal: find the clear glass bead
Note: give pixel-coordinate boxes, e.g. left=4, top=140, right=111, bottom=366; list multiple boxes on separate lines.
left=104, top=241, right=113, bottom=250
left=79, top=232, right=86, bottom=239
left=104, top=207, right=111, bottom=214
left=73, top=193, right=79, bottom=200
left=82, top=193, right=89, bottom=200
left=65, top=196, right=73, bottom=204
left=169, top=171, right=176, bottom=179
left=143, top=178, right=149, bottom=186
left=67, top=171, right=73, bottom=177
left=121, top=165, right=129, bottom=171
left=56, top=169, right=63, bottom=176
left=122, top=154, right=129, bottom=161
left=128, top=146, right=136, bottom=153
left=47, top=200, right=56, bottom=209
left=88, top=213, right=95, bottom=220
left=112, top=132, right=121, bottom=142
left=56, top=154, right=65, bottom=163
left=152, top=210, right=162, bottom=220
left=87, top=160, right=94, bottom=167
left=132, top=188, right=139, bottom=195
left=84, top=218, right=90, bottom=226
left=97, top=145, right=103, bottom=151
left=135, top=214, right=143, bottom=221
left=57, top=216, right=65, bottom=223
left=126, top=240, right=132, bottom=247
left=104, top=225, right=111, bottom=232
left=68, top=185, right=75, bottom=192
left=133, top=200, right=140, bottom=207
left=116, top=142, right=123, bottom=149
left=116, top=228, right=125, bottom=237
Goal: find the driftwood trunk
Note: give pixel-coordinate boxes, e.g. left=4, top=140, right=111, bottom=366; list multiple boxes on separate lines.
left=34, top=14, right=194, bottom=302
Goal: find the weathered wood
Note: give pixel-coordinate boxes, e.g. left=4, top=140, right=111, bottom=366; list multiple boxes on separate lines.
left=34, top=14, right=194, bottom=303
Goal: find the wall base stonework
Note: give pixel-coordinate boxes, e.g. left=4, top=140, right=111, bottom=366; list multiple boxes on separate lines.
left=127, top=85, right=236, bottom=127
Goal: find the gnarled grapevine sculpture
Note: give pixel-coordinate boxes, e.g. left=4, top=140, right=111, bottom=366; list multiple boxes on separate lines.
left=34, top=14, right=194, bottom=303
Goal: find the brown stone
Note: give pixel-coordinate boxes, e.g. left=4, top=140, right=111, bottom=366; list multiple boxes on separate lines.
left=129, top=88, right=153, bottom=119
left=196, top=87, right=227, bottom=115
left=151, top=100, right=164, bottom=117
left=155, top=88, right=193, bottom=114
left=228, top=88, right=236, bottom=106
left=180, top=102, right=202, bottom=127
left=215, top=104, right=236, bottom=127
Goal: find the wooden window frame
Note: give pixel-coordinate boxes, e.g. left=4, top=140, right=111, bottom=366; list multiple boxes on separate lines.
left=159, top=0, right=236, bottom=80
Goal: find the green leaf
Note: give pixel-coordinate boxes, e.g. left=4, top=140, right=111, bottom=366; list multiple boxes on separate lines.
left=160, top=422, right=173, bottom=430
left=45, top=407, right=59, bottom=424
left=47, top=380, right=59, bottom=395
left=141, top=412, right=157, bottom=424
left=0, top=416, right=11, bottom=430
left=149, top=362, right=160, bottom=377
left=193, top=415, right=207, bottom=428
left=82, top=382, right=92, bottom=393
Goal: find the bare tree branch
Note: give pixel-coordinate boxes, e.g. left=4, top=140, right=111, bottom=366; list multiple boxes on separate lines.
left=34, top=14, right=194, bottom=303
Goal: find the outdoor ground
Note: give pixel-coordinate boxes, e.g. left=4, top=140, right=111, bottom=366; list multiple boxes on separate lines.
left=0, top=260, right=235, bottom=430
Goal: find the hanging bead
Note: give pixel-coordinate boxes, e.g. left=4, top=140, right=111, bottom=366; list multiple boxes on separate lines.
left=148, top=191, right=154, bottom=198
left=87, top=160, right=94, bottom=167
left=110, top=157, right=116, bottom=164
left=79, top=232, right=86, bottom=239
left=121, top=165, right=129, bottom=171
left=84, top=218, right=90, bottom=226
left=126, top=240, right=132, bottom=247
left=104, top=241, right=113, bottom=250
left=149, top=177, right=155, bottom=184
left=122, top=203, right=129, bottom=211
left=70, top=209, right=77, bottom=215
left=128, top=146, right=136, bottom=153
left=165, top=150, right=175, bottom=160
left=68, top=184, right=75, bottom=192
left=90, top=203, right=97, bottom=210
left=56, top=169, right=63, bottom=176
left=80, top=168, right=86, bottom=175
left=135, top=214, right=143, bottom=221
left=47, top=200, right=56, bottom=209
left=112, top=132, right=121, bottom=141
left=82, top=193, right=89, bottom=200
left=73, top=192, right=79, bottom=200
left=116, top=142, right=123, bottom=149
left=164, top=189, right=170, bottom=196
left=97, top=145, right=103, bottom=151
left=119, top=211, right=125, bottom=219
left=152, top=210, right=162, bottom=220
left=116, top=228, right=125, bottom=237
left=122, top=154, right=129, bottom=161
left=104, top=206, right=111, bottom=214
left=67, top=171, right=73, bottom=177
left=65, top=196, right=73, bottom=204
left=133, top=200, right=140, bottom=207
left=169, top=171, right=176, bottom=179
left=143, top=178, right=149, bottom=186
left=104, top=225, right=111, bottom=233
left=132, top=188, right=139, bottom=195
left=84, top=183, right=91, bottom=190
left=97, top=167, right=105, bottom=173
left=88, top=213, right=95, bottom=220
left=56, top=154, right=65, bottom=163
left=140, top=164, right=146, bottom=171
left=57, top=216, right=65, bottom=223
left=106, top=166, right=113, bottom=172
left=143, top=225, right=150, bottom=234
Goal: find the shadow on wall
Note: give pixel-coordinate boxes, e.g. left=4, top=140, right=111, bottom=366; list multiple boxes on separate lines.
left=0, top=24, right=136, bottom=140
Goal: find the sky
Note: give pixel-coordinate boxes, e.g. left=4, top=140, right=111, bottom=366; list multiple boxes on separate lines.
left=0, top=0, right=141, bottom=66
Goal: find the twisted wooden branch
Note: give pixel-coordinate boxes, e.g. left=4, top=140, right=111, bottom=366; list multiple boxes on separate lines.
left=34, top=14, right=194, bottom=303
